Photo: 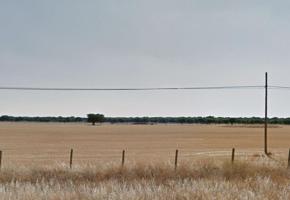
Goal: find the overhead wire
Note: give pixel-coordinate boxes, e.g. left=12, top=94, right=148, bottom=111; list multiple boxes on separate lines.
left=269, top=86, right=290, bottom=90
left=0, top=85, right=290, bottom=91
left=0, top=85, right=265, bottom=91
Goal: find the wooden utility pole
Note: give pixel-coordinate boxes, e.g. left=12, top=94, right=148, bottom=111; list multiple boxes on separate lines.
left=264, top=72, right=268, bottom=155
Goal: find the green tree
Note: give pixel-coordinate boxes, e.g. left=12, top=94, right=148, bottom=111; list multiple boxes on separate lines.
left=87, top=114, right=105, bottom=125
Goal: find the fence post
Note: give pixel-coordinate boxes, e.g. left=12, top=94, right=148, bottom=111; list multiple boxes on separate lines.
left=70, top=149, right=73, bottom=169
left=175, top=149, right=178, bottom=171
left=122, top=150, right=125, bottom=167
left=288, top=149, right=290, bottom=169
left=0, top=151, right=2, bottom=170
left=231, top=148, right=235, bottom=163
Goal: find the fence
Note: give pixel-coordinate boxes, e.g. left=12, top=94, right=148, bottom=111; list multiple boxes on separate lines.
left=0, top=148, right=289, bottom=170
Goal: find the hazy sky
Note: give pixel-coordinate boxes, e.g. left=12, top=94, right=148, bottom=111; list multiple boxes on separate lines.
left=1, top=1, right=290, bottom=117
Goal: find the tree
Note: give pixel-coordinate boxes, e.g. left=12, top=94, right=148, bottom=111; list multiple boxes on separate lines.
left=87, top=114, right=105, bottom=125
left=229, top=118, right=236, bottom=125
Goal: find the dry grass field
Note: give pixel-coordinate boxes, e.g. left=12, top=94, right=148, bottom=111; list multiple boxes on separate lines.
left=0, top=122, right=289, bottom=199
left=0, top=160, right=288, bottom=200
left=0, top=122, right=289, bottom=165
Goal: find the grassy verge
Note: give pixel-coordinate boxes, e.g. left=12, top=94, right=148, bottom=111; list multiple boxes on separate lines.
left=0, top=159, right=289, bottom=200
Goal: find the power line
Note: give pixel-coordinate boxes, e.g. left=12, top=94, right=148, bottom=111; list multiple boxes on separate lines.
left=269, top=86, right=290, bottom=90
left=0, top=85, right=265, bottom=91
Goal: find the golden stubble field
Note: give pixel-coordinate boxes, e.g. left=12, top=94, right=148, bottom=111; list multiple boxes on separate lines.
left=0, top=122, right=289, bottom=166
left=0, top=122, right=290, bottom=200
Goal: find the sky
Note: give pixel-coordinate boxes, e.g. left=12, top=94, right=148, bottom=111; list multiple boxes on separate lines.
left=1, top=0, right=290, bottom=117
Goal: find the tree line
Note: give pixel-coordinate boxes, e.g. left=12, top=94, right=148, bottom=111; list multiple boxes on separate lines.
left=0, top=115, right=85, bottom=123
left=2, top=115, right=290, bottom=125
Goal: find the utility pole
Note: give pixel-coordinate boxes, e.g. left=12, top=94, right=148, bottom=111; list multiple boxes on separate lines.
left=264, top=72, right=268, bottom=155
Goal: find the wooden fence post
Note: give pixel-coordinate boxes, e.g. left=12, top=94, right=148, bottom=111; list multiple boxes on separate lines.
left=175, top=149, right=178, bottom=171
left=70, top=149, right=73, bottom=169
left=288, top=149, right=290, bottom=169
left=122, top=150, right=125, bottom=167
left=231, top=148, right=235, bottom=163
left=0, top=151, right=2, bottom=170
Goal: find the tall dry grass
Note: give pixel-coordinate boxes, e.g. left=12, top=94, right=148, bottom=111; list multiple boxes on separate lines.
left=0, top=158, right=289, bottom=200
